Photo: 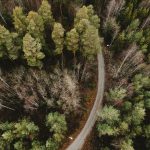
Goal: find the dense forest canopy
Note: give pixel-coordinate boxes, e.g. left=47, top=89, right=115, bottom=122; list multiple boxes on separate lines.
left=0, top=0, right=149, bottom=150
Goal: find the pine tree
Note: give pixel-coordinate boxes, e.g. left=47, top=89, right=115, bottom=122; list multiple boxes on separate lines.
left=74, top=5, right=100, bottom=29
left=87, top=5, right=100, bottom=28
left=13, top=6, right=27, bottom=34
left=0, top=25, right=20, bottom=60
left=66, top=28, right=79, bottom=54
left=38, top=0, right=54, bottom=27
left=106, top=87, right=127, bottom=103
left=52, top=22, right=65, bottom=55
left=26, top=11, right=44, bottom=42
left=23, top=33, right=45, bottom=68
left=46, top=112, right=67, bottom=143
left=66, top=28, right=79, bottom=67
left=0, top=25, right=10, bottom=58
left=97, top=105, right=120, bottom=136
left=81, top=25, right=101, bottom=60
left=119, top=139, right=134, bottom=150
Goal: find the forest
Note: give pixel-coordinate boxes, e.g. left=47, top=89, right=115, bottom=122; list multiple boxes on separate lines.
left=0, top=0, right=149, bottom=150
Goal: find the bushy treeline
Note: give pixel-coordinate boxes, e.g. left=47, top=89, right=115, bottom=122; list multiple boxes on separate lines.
left=0, top=0, right=101, bottom=68
left=95, top=0, right=150, bottom=149
left=97, top=74, right=150, bottom=150
left=0, top=1, right=102, bottom=149
left=0, top=112, right=67, bottom=150
left=99, top=0, right=150, bottom=62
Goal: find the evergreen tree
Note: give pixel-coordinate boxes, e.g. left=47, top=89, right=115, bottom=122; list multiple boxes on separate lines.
left=66, top=28, right=79, bottom=54
left=0, top=119, right=39, bottom=149
left=46, top=112, right=67, bottom=143
left=66, top=28, right=79, bottom=67
left=52, top=22, right=65, bottom=55
left=119, top=139, right=134, bottom=150
left=23, top=33, right=45, bottom=68
left=0, top=25, right=20, bottom=60
left=81, top=25, right=101, bottom=60
left=106, top=87, right=127, bottom=103
left=13, top=6, right=27, bottom=34
left=38, top=0, right=54, bottom=27
left=74, top=5, right=100, bottom=29
left=26, top=11, right=44, bottom=42
left=97, top=105, right=120, bottom=136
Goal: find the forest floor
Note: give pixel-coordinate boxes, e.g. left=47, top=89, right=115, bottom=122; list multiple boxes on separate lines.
left=61, top=62, right=98, bottom=150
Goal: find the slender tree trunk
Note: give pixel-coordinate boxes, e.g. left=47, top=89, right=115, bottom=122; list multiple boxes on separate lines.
left=60, top=1, right=63, bottom=21
left=0, top=103, right=15, bottom=111
left=73, top=51, right=76, bottom=74
left=61, top=51, right=64, bottom=70
left=80, top=59, right=87, bottom=82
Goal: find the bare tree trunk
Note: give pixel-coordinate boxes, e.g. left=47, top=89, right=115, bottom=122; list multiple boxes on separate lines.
left=114, top=48, right=134, bottom=78
left=61, top=51, right=64, bottom=70
left=0, top=103, right=15, bottom=111
left=73, top=51, right=76, bottom=74
left=80, top=60, right=87, bottom=82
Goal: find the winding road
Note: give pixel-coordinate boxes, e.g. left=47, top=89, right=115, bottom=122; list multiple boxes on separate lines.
left=66, top=52, right=105, bottom=150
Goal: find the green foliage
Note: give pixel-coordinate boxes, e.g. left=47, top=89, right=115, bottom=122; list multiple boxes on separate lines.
left=38, top=0, right=54, bottom=26
left=52, top=23, right=65, bottom=55
left=66, top=28, right=79, bottom=53
left=87, top=5, right=100, bottom=29
left=74, top=5, right=100, bottom=29
left=97, top=123, right=118, bottom=136
left=0, top=25, right=20, bottom=59
left=74, top=18, right=90, bottom=34
left=23, top=33, right=45, bottom=68
left=132, top=74, right=150, bottom=91
left=14, top=119, right=39, bottom=139
left=46, top=139, right=59, bottom=150
left=106, top=87, right=127, bottom=102
left=113, top=19, right=147, bottom=52
left=0, top=25, right=11, bottom=58
left=97, top=105, right=120, bottom=136
left=122, top=101, right=132, bottom=111
left=14, top=141, right=25, bottom=150
left=81, top=25, right=101, bottom=60
left=46, top=112, right=67, bottom=143
left=98, top=105, right=120, bottom=124
left=26, top=11, right=44, bottom=42
left=31, top=141, right=46, bottom=150
left=13, top=6, right=27, bottom=34
left=120, top=139, right=134, bottom=150
left=144, top=91, right=150, bottom=109
left=144, top=125, right=150, bottom=138
left=0, top=113, right=67, bottom=149
left=131, top=102, right=145, bottom=125
left=0, top=119, right=39, bottom=149
left=0, top=3, right=101, bottom=64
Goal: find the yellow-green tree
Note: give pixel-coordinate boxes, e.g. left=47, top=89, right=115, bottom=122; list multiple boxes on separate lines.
left=74, top=5, right=100, bottom=29
left=0, top=25, right=20, bottom=60
left=26, top=11, right=44, bottom=42
left=13, top=7, right=27, bottom=34
left=81, top=25, right=101, bottom=60
left=66, top=28, right=79, bottom=68
left=66, top=28, right=79, bottom=54
left=38, top=0, right=54, bottom=27
left=23, top=33, right=45, bottom=68
left=52, top=22, right=65, bottom=55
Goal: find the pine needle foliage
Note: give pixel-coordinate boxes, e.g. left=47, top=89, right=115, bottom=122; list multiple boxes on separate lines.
left=23, top=33, right=45, bottom=68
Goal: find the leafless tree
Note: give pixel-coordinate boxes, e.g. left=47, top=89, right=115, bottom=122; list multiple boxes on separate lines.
left=105, top=0, right=125, bottom=20
left=113, top=44, right=145, bottom=79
